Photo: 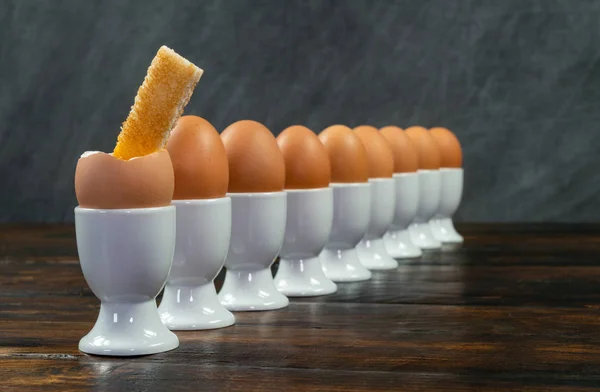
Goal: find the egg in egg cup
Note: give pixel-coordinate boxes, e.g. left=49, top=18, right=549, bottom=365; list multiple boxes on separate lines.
left=273, top=126, right=337, bottom=297
left=428, top=127, right=464, bottom=248
left=353, top=126, right=398, bottom=270
left=74, top=45, right=202, bottom=355
left=380, top=126, right=422, bottom=259
left=405, top=126, right=443, bottom=251
left=75, top=151, right=179, bottom=356
left=218, top=120, right=289, bottom=311
left=157, top=116, right=235, bottom=330
left=318, top=125, right=372, bottom=282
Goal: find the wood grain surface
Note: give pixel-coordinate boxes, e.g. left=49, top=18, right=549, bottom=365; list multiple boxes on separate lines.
left=2, top=224, right=600, bottom=391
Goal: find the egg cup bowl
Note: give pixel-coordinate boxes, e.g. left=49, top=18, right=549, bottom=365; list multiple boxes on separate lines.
left=274, top=187, right=336, bottom=297
left=218, top=192, right=288, bottom=311
left=75, top=206, right=178, bottom=356
left=356, top=178, right=397, bottom=270
left=319, top=183, right=372, bottom=282
left=429, top=167, right=464, bottom=248
left=158, top=198, right=234, bottom=330
left=383, top=172, right=422, bottom=259
left=409, top=169, right=442, bottom=251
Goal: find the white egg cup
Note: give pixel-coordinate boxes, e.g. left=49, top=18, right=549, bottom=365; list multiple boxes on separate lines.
left=75, top=206, right=178, bottom=357
left=158, top=198, right=234, bottom=330
left=356, top=178, right=397, bottom=270
left=274, top=187, right=336, bottom=297
left=383, top=172, right=422, bottom=259
left=430, top=168, right=464, bottom=245
left=409, top=169, right=442, bottom=250
left=319, top=183, right=372, bottom=282
left=218, top=192, right=288, bottom=311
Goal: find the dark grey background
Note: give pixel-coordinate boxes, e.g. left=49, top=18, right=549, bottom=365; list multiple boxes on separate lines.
left=1, top=0, right=598, bottom=223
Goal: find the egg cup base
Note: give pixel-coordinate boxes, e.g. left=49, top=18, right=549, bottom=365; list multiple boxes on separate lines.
left=79, top=300, right=179, bottom=357
left=275, top=256, right=337, bottom=297
left=320, top=247, right=372, bottom=282
left=356, top=237, right=398, bottom=270
left=384, top=228, right=422, bottom=259
left=159, top=283, right=235, bottom=330
left=409, top=222, right=442, bottom=250
left=219, top=268, right=289, bottom=311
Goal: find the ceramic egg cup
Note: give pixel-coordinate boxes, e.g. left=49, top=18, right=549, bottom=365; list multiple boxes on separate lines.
left=158, top=198, right=234, bottom=330
left=218, top=192, right=289, bottom=311
left=384, top=172, right=422, bottom=259
left=356, top=178, right=397, bottom=270
left=75, top=206, right=179, bottom=357
left=274, top=187, right=336, bottom=297
left=409, top=169, right=442, bottom=251
left=320, top=183, right=372, bottom=282
left=429, top=167, right=464, bottom=248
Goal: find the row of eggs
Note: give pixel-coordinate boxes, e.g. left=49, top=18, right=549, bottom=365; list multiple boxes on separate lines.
left=74, top=117, right=461, bottom=207
left=73, top=117, right=463, bottom=356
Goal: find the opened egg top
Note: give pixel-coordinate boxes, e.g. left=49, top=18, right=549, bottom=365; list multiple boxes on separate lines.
left=74, top=46, right=201, bottom=210
left=318, top=125, right=369, bottom=183
left=277, top=125, right=331, bottom=189
left=166, top=116, right=229, bottom=200
left=353, top=125, right=394, bottom=179
left=429, top=127, right=462, bottom=168
left=404, top=126, right=441, bottom=170
left=75, top=150, right=174, bottom=209
left=379, top=126, right=419, bottom=173
left=221, top=120, right=285, bottom=193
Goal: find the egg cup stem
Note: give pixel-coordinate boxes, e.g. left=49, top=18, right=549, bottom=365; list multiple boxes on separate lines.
left=319, top=183, right=372, bottom=282
left=160, top=282, right=234, bottom=330
left=219, top=192, right=289, bottom=311
left=158, top=198, right=235, bottom=330
left=274, top=188, right=337, bottom=297
left=356, top=178, right=397, bottom=270
left=75, top=206, right=178, bottom=357
left=383, top=172, right=422, bottom=259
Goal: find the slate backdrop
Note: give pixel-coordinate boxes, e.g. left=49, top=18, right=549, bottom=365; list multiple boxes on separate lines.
left=1, top=0, right=599, bottom=223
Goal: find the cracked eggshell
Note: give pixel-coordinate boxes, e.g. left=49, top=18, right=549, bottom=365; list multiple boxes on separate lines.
left=74, top=150, right=174, bottom=209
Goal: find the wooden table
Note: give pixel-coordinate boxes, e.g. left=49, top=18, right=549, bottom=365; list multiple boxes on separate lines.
left=2, top=224, right=600, bottom=391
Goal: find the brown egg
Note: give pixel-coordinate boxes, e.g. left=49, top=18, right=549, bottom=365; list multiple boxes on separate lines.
left=221, top=120, right=285, bottom=193
left=318, top=125, right=369, bottom=183
left=429, top=127, right=463, bottom=168
left=379, top=126, right=419, bottom=173
left=277, top=125, right=331, bottom=189
left=166, top=115, right=229, bottom=199
left=75, top=150, right=174, bottom=209
left=353, top=125, right=394, bottom=178
left=404, top=126, right=441, bottom=170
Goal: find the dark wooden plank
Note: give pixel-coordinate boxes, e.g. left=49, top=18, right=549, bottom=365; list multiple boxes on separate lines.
left=2, top=358, right=600, bottom=392
left=3, top=298, right=600, bottom=376
left=5, top=253, right=600, bottom=308
left=3, top=224, right=600, bottom=390
left=301, top=264, right=600, bottom=307
left=4, top=223, right=600, bottom=265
